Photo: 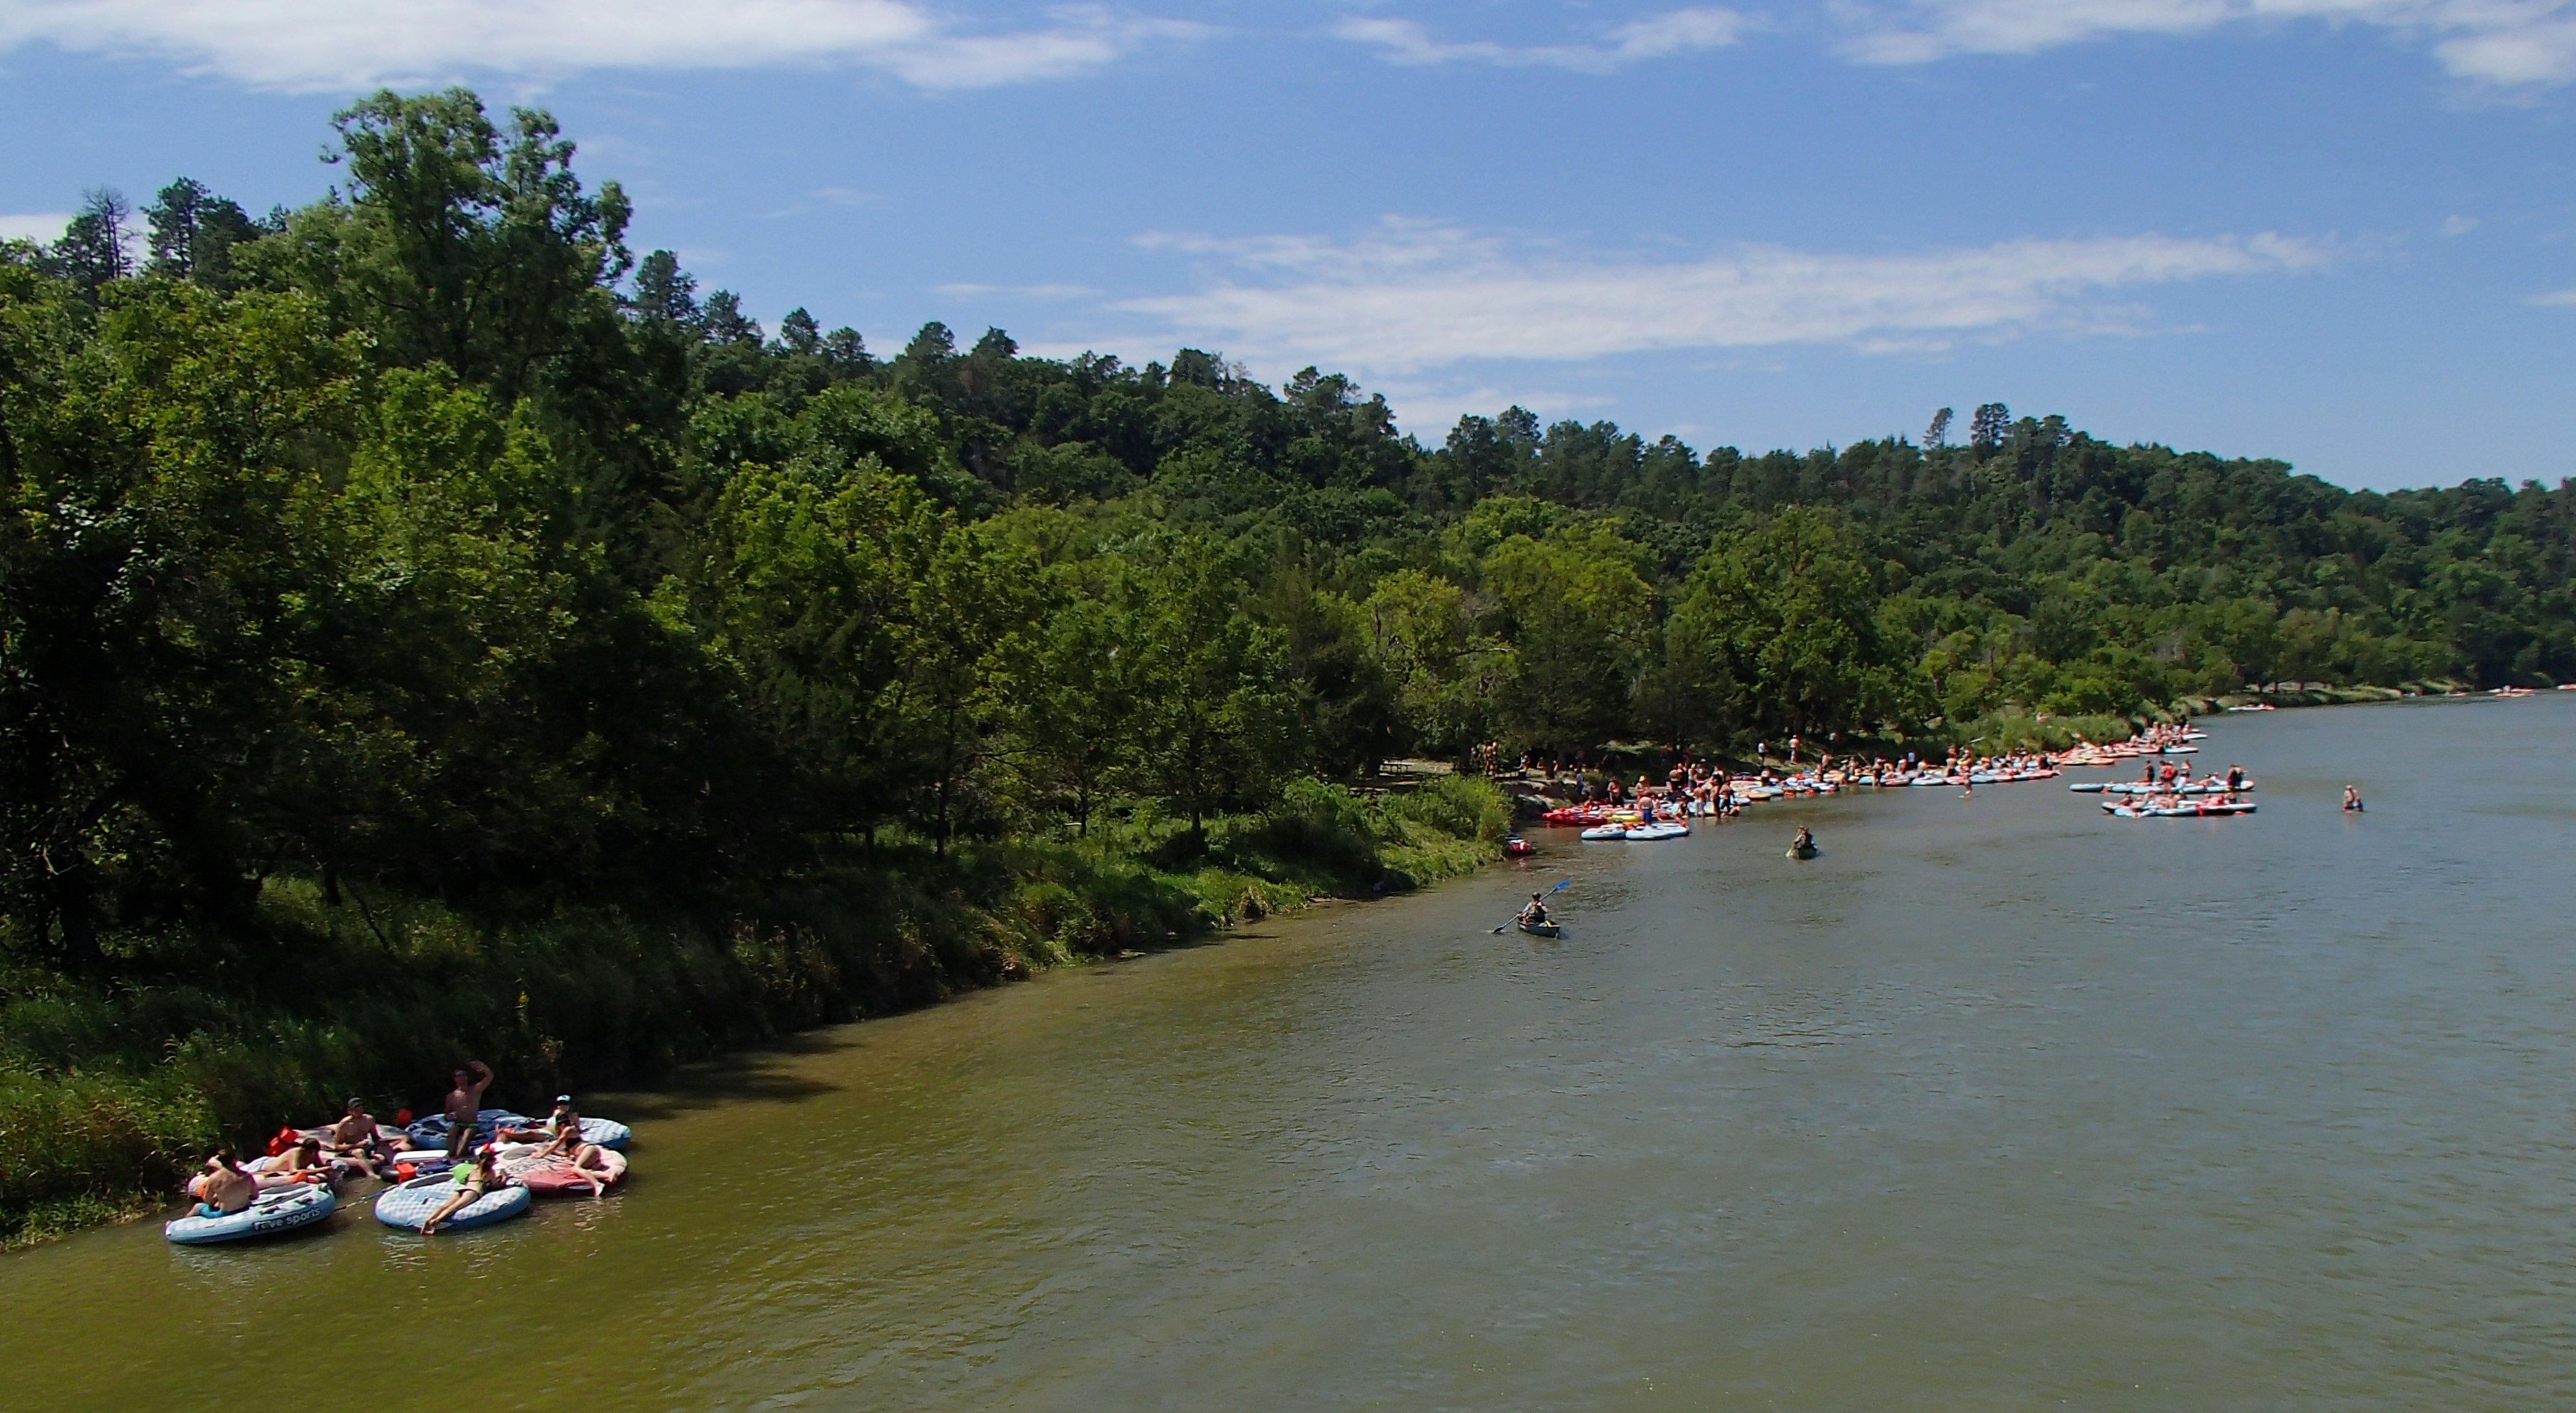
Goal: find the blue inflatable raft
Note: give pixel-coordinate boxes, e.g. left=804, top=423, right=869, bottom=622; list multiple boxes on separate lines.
left=164, top=1182, right=336, bottom=1245
left=373, top=1174, right=532, bottom=1232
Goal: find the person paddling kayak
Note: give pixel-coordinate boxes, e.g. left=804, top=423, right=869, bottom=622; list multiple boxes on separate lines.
left=1517, top=892, right=1553, bottom=929
left=2343, top=784, right=2365, bottom=812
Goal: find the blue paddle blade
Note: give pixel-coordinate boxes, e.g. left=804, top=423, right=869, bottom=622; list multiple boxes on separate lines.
left=1550, top=879, right=1573, bottom=892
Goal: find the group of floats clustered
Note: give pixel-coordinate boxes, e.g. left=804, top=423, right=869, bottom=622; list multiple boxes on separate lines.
left=1496, top=721, right=2253, bottom=858
left=163, top=1107, right=636, bottom=1247
left=2061, top=725, right=2263, bottom=818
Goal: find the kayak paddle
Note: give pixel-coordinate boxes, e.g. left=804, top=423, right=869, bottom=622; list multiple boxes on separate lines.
left=1493, top=879, right=1574, bottom=932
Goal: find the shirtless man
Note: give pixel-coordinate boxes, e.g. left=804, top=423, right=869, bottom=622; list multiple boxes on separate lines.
left=328, top=1098, right=397, bottom=1178
left=444, top=1060, right=494, bottom=1159
left=193, top=1152, right=258, bottom=1216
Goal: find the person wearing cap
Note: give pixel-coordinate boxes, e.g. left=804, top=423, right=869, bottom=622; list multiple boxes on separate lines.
left=536, top=1105, right=615, bottom=1197
left=326, top=1097, right=398, bottom=1179
left=499, top=1095, right=582, bottom=1145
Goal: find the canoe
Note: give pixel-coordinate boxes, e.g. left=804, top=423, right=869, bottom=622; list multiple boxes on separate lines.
left=373, top=1173, right=532, bottom=1232
left=1516, top=918, right=1563, bottom=938
left=494, top=1144, right=629, bottom=1195
left=165, top=1182, right=336, bottom=1246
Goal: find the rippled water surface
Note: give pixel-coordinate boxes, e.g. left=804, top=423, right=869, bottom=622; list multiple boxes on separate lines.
left=9, top=697, right=2576, bottom=1410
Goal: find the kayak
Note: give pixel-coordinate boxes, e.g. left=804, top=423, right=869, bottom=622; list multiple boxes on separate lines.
left=1787, top=843, right=1819, bottom=860
left=1516, top=918, right=1563, bottom=938
left=165, top=1182, right=336, bottom=1246
left=494, top=1143, right=628, bottom=1195
left=374, top=1173, right=532, bottom=1232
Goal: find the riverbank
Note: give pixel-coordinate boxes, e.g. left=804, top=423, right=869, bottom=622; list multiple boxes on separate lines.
left=0, top=777, right=1508, bottom=1249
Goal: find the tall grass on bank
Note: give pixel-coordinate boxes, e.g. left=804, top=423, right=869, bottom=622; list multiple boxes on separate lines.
left=0, top=778, right=1505, bottom=1247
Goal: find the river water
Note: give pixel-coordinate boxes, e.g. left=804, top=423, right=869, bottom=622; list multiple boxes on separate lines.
left=8, top=697, right=2575, bottom=1410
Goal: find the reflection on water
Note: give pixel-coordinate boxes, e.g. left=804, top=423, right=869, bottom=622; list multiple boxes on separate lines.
left=8, top=697, right=2576, bottom=1411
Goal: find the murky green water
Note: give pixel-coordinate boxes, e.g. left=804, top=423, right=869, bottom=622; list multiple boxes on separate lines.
left=8, top=697, right=2576, bottom=1410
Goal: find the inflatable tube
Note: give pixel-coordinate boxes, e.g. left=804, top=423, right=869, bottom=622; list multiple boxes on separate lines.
left=494, top=1144, right=628, bottom=1195
left=404, top=1108, right=534, bottom=1151
left=1503, top=836, right=1534, bottom=857
left=579, top=1119, right=634, bottom=1155
left=2068, top=782, right=2107, bottom=792
left=374, top=1174, right=531, bottom=1232
left=165, top=1182, right=336, bottom=1245
left=1580, top=823, right=1628, bottom=840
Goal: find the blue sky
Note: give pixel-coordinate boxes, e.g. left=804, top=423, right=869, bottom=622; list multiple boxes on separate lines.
left=3, top=1, right=2574, bottom=492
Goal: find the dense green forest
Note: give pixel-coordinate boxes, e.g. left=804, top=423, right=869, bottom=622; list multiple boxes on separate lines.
left=4, top=90, right=2570, bottom=1242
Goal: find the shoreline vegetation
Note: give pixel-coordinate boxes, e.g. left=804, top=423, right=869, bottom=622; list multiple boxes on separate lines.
left=2, top=776, right=1509, bottom=1248
left=5, top=91, right=2569, bottom=1247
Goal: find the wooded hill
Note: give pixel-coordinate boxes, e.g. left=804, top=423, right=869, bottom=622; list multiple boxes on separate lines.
left=2, top=90, right=2568, bottom=1238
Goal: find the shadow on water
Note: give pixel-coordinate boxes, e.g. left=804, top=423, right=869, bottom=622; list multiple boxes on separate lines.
left=595, top=1029, right=856, bottom=1120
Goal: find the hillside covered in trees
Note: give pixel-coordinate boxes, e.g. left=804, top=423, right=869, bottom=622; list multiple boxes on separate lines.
left=3, top=90, right=2569, bottom=1240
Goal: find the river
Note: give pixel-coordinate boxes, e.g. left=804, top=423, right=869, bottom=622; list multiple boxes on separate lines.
left=6, top=695, right=2574, bottom=1410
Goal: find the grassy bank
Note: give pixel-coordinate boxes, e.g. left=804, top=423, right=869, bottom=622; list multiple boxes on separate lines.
left=0, top=777, right=1507, bottom=1249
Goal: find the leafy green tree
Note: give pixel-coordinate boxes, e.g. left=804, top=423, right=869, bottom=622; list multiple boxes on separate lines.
left=1128, top=537, right=1302, bottom=847
left=1672, top=508, right=1910, bottom=741
left=1002, top=566, right=1144, bottom=836
left=143, top=179, right=258, bottom=288
left=318, top=88, right=633, bottom=404
left=1483, top=521, right=1652, bottom=751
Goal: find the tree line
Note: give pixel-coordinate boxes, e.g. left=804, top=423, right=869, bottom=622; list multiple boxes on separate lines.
left=6, top=88, right=2571, bottom=977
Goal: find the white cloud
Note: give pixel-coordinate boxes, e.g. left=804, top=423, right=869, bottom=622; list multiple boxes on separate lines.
left=2439, top=214, right=2480, bottom=234
left=1840, top=0, right=2576, bottom=85
left=1333, top=6, right=1746, bottom=72
left=0, top=211, right=71, bottom=243
left=0, top=0, right=1202, bottom=93
left=1109, top=219, right=2328, bottom=373
left=2527, top=288, right=2576, bottom=305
